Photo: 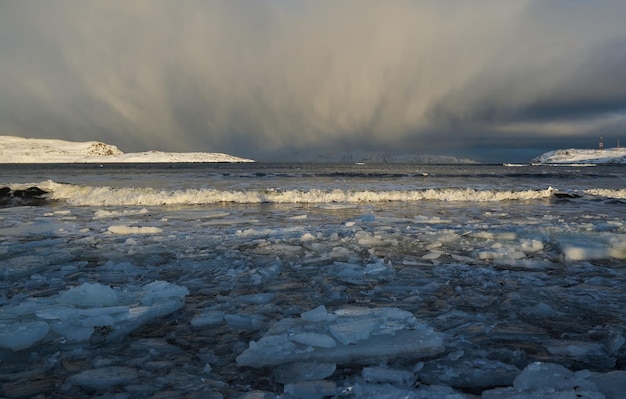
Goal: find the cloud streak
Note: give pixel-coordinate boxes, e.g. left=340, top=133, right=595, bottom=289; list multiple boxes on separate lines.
left=1, top=0, right=625, bottom=161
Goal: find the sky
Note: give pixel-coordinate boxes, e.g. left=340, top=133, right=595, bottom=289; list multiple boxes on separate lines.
left=1, top=0, right=625, bottom=163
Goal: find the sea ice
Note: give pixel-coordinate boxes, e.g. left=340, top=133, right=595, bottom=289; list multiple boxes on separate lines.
left=224, top=314, right=266, bottom=331
left=282, top=380, right=337, bottom=399
left=107, top=225, right=163, bottom=234
left=238, top=292, right=275, bottom=305
left=588, top=370, right=626, bottom=399
left=328, top=318, right=380, bottom=345
left=418, top=350, right=520, bottom=391
left=545, top=339, right=613, bottom=368
left=140, top=280, right=189, bottom=305
left=352, top=382, right=470, bottom=399
left=1, top=253, right=72, bottom=279
left=273, top=362, right=337, bottom=384
left=289, top=332, right=337, bottom=348
left=361, top=366, right=416, bottom=386
left=65, top=366, right=140, bottom=391
left=0, top=321, right=50, bottom=351
left=0, top=281, right=188, bottom=352
left=482, top=362, right=608, bottom=399
left=301, top=305, right=333, bottom=323
left=236, top=306, right=444, bottom=368
left=191, top=310, right=225, bottom=328
left=58, top=282, right=119, bottom=307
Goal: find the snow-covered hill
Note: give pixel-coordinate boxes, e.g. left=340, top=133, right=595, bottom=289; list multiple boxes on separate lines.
left=0, top=136, right=254, bottom=163
left=276, top=150, right=477, bottom=164
left=531, top=148, right=626, bottom=165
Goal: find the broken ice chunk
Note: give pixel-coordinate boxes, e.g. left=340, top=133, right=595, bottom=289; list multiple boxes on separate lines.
left=140, top=280, right=189, bottom=305
left=273, top=362, right=336, bottom=384
left=283, top=380, right=337, bottom=398
left=0, top=280, right=188, bottom=352
left=191, top=310, right=225, bottom=328
left=419, top=350, right=520, bottom=391
left=301, top=305, right=332, bottom=322
left=67, top=366, right=139, bottom=390
left=57, top=282, right=118, bottom=307
left=49, top=321, right=93, bottom=342
left=354, top=382, right=468, bottom=399
left=0, top=321, right=50, bottom=351
left=224, top=314, right=265, bottom=331
left=361, top=366, right=416, bottom=386
left=329, top=318, right=380, bottom=345
left=588, top=370, right=626, bottom=399
left=35, top=304, right=79, bottom=320
left=545, top=339, right=613, bottom=368
left=513, top=362, right=595, bottom=393
left=236, top=306, right=444, bottom=368
left=289, top=332, right=336, bottom=348
left=238, top=293, right=274, bottom=305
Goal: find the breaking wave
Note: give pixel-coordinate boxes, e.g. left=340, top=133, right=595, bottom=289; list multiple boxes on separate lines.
left=28, top=181, right=561, bottom=206
left=10, top=181, right=626, bottom=207
left=585, top=188, right=626, bottom=199
left=7, top=181, right=625, bottom=207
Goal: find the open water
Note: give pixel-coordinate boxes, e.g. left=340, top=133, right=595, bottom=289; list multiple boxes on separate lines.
left=1, top=163, right=625, bottom=398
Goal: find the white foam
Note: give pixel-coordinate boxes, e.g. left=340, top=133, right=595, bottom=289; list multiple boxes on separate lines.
left=586, top=188, right=626, bottom=199
left=44, top=180, right=556, bottom=206
left=93, top=208, right=150, bottom=219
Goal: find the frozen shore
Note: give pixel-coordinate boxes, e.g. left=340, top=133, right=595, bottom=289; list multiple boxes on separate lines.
left=0, top=136, right=254, bottom=163
left=532, top=147, right=626, bottom=164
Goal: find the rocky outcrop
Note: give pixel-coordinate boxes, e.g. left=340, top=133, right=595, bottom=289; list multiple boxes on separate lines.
left=0, top=186, right=50, bottom=206
left=88, top=142, right=123, bottom=156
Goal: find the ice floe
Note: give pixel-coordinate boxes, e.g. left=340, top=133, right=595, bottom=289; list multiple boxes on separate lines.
left=236, top=305, right=444, bottom=368
left=0, top=281, right=188, bottom=352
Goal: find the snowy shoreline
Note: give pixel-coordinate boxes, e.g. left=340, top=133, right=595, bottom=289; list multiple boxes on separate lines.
left=0, top=136, right=254, bottom=163
left=531, top=148, right=626, bottom=165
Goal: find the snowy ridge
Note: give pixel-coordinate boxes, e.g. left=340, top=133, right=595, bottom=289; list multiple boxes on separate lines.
left=0, top=136, right=254, bottom=163
left=532, top=147, right=626, bottom=164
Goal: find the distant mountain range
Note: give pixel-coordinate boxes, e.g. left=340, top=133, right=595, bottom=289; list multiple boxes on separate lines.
left=0, top=136, right=254, bottom=163
left=274, top=150, right=477, bottom=164
left=531, top=148, right=626, bottom=164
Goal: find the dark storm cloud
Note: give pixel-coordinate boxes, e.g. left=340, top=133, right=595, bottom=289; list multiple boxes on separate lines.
left=0, top=0, right=625, bottom=161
